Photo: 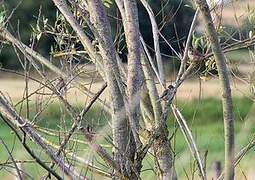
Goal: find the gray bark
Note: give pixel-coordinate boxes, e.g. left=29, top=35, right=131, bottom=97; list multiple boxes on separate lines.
left=123, top=0, right=143, bottom=149
left=194, top=1, right=235, bottom=180
left=87, top=0, right=130, bottom=178
left=212, top=161, right=222, bottom=180
left=141, top=53, right=175, bottom=180
left=140, top=0, right=165, bottom=86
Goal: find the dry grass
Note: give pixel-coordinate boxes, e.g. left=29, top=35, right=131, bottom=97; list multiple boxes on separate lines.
left=221, top=0, right=255, bottom=26
left=196, top=0, right=255, bottom=31
left=0, top=75, right=250, bottom=104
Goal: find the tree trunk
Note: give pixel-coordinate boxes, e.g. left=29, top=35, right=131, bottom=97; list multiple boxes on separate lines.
left=87, top=0, right=130, bottom=178
left=194, top=1, right=235, bottom=179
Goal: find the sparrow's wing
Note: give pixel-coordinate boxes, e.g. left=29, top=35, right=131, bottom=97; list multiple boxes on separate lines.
left=159, top=89, right=168, bottom=99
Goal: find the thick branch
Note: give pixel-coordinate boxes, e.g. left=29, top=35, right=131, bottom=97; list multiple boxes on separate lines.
left=86, top=1, right=131, bottom=178
left=123, top=0, right=143, bottom=149
left=194, top=1, right=235, bottom=180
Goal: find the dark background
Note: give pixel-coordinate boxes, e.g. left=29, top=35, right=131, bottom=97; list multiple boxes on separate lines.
left=0, top=0, right=196, bottom=69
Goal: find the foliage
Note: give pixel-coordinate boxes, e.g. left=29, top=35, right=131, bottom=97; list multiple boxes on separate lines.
left=0, top=0, right=56, bottom=68
left=0, top=0, right=195, bottom=69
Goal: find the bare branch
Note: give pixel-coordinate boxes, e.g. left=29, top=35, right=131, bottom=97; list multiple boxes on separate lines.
left=175, top=9, right=199, bottom=86
left=52, top=91, right=122, bottom=177
left=45, top=83, right=107, bottom=179
left=123, top=0, right=143, bottom=149
left=52, top=0, right=104, bottom=72
left=217, top=136, right=255, bottom=180
left=86, top=0, right=130, bottom=177
left=0, top=114, right=63, bottom=179
left=194, top=1, right=235, bottom=179
left=140, top=0, right=165, bottom=87
left=0, top=93, right=84, bottom=179
left=0, top=138, right=23, bottom=180
left=171, top=104, right=206, bottom=179
left=0, top=29, right=110, bottom=111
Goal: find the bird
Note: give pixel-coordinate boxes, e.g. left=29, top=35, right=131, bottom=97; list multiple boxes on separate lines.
left=188, top=47, right=205, bottom=63
left=158, top=84, right=175, bottom=102
left=55, top=77, right=67, bottom=96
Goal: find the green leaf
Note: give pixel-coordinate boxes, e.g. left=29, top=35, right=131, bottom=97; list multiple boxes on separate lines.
left=192, top=34, right=197, bottom=48
left=103, top=0, right=113, bottom=8
left=0, top=10, right=6, bottom=24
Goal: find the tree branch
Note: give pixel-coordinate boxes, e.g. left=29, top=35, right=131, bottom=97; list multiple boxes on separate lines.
left=194, top=1, right=235, bottom=179
left=140, top=0, right=165, bottom=87
left=0, top=93, right=83, bottom=179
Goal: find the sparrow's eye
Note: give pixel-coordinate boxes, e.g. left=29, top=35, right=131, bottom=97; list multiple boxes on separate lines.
left=168, top=85, right=174, bottom=89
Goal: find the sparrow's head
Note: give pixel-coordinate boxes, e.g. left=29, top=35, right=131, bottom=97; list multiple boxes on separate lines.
left=167, top=85, right=174, bottom=89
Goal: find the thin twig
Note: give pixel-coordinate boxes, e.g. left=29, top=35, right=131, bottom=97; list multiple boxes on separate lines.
left=0, top=94, right=84, bottom=179
left=0, top=114, right=63, bottom=180
left=175, top=9, right=199, bottom=86
left=0, top=138, right=23, bottom=180
left=171, top=104, right=206, bottom=179
left=45, top=83, right=107, bottom=179
left=140, top=0, right=165, bottom=87
left=217, top=136, right=255, bottom=180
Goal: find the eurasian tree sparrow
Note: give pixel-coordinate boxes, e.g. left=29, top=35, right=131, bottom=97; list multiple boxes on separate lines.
left=158, top=84, right=175, bottom=102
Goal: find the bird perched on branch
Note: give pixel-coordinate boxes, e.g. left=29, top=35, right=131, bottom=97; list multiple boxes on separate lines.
left=188, top=47, right=205, bottom=63
left=158, top=84, right=175, bottom=102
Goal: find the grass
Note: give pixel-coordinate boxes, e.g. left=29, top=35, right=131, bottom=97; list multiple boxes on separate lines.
left=174, top=97, right=253, bottom=123
left=173, top=121, right=254, bottom=178
left=0, top=97, right=254, bottom=179
left=225, top=49, right=251, bottom=63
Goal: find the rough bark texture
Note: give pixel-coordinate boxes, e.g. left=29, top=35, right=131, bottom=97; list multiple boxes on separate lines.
left=194, top=0, right=235, bottom=179
left=87, top=0, right=130, bottom=178
left=141, top=53, right=162, bottom=127
left=123, top=0, right=143, bottom=148
left=122, top=1, right=143, bottom=178
left=141, top=54, right=175, bottom=180
left=115, top=1, right=174, bottom=178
